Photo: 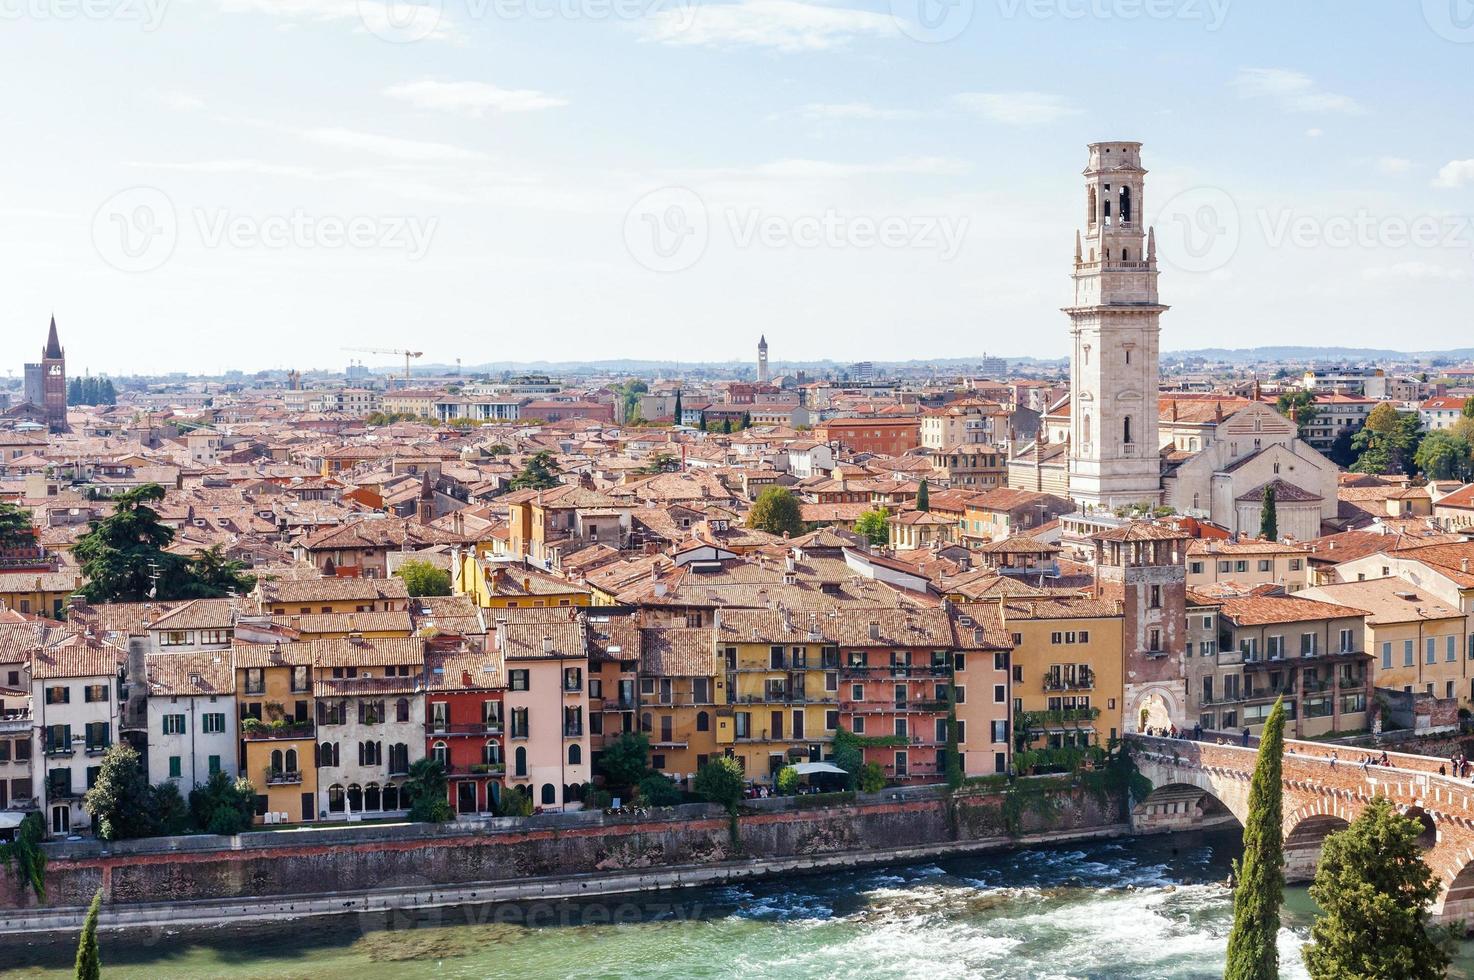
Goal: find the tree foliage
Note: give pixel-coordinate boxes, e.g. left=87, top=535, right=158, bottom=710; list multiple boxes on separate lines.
left=1414, top=430, right=1474, bottom=481
left=73, top=485, right=254, bottom=602
left=397, top=560, right=452, bottom=597
left=1224, top=696, right=1286, bottom=980
left=74, top=889, right=103, bottom=980
left=598, top=732, right=653, bottom=794
left=694, top=757, right=745, bottom=813
left=188, top=770, right=256, bottom=835
left=0, top=502, right=35, bottom=551
left=404, top=757, right=454, bottom=822
left=747, top=486, right=804, bottom=538
left=83, top=743, right=156, bottom=841
left=639, top=452, right=681, bottom=475
left=856, top=762, right=886, bottom=793
left=637, top=773, right=683, bottom=807
left=508, top=451, right=562, bottom=491
left=0, top=811, right=47, bottom=899
left=1351, top=403, right=1422, bottom=476
left=67, top=376, right=117, bottom=407
left=916, top=479, right=930, bottom=513
left=776, top=766, right=799, bottom=795
left=1275, top=389, right=1318, bottom=440
left=853, top=508, right=890, bottom=548
left=1259, top=483, right=1278, bottom=542
left=1302, top=796, right=1452, bottom=980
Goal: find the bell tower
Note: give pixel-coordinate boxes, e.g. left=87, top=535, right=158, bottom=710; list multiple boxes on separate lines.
left=1066, top=141, right=1166, bottom=511
left=757, top=335, right=770, bottom=384
left=41, top=316, right=67, bottom=433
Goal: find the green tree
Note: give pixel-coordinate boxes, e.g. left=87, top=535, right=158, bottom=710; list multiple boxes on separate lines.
left=496, top=784, right=534, bottom=817
left=1302, top=796, right=1452, bottom=980
left=397, top=560, right=452, bottom=597
left=151, top=781, right=190, bottom=836
left=1224, top=696, right=1286, bottom=980
left=853, top=508, right=890, bottom=548
left=944, top=685, right=963, bottom=791
left=721, top=417, right=733, bottom=435
left=1414, top=430, right=1474, bottom=481
left=776, top=766, right=799, bottom=795
left=404, top=757, right=454, bottom=822
left=508, top=451, right=562, bottom=491
left=748, top=486, right=804, bottom=537
left=1327, top=426, right=1358, bottom=468
left=74, top=889, right=102, bottom=980
left=0, top=501, right=35, bottom=551
left=598, top=732, right=653, bottom=795
left=1259, top=483, right=1278, bottom=542
left=0, top=811, right=47, bottom=899
left=188, top=771, right=255, bottom=835
left=694, top=757, right=745, bottom=813
left=1351, top=403, right=1422, bottom=476
left=916, top=479, right=930, bottom=513
left=639, top=452, right=681, bottom=475
left=84, top=743, right=156, bottom=841
left=614, top=379, right=648, bottom=423
left=1275, top=390, right=1319, bottom=440
left=186, top=544, right=257, bottom=598
left=673, top=389, right=683, bottom=423
left=857, top=762, right=886, bottom=792
left=1464, top=396, right=1474, bottom=420
left=637, top=773, right=683, bottom=807
left=73, top=484, right=186, bottom=602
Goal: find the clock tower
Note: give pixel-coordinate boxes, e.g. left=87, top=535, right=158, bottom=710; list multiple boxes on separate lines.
left=42, top=317, right=67, bottom=433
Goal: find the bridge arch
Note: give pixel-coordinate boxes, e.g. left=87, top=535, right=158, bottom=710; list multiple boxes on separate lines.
left=1433, top=850, right=1474, bottom=930
left=1402, top=805, right=1438, bottom=849
left=1283, top=805, right=1352, bottom=882
left=1133, top=780, right=1242, bottom=834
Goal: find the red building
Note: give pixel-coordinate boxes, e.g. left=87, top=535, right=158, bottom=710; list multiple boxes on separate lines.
left=425, top=637, right=506, bottom=814
left=814, top=417, right=919, bottom=456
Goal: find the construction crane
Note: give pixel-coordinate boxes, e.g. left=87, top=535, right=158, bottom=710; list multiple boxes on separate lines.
left=342, top=347, right=424, bottom=388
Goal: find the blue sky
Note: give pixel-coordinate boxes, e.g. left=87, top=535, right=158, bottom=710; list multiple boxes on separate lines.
left=1, top=0, right=1471, bottom=375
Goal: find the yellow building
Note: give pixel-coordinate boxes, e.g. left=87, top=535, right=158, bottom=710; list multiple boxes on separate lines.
left=455, top=554, right=592, bottom=611
left=636, top=624, right=721, bottom=780
left=997, top=597, right=1126, bottom=751
left=0, top=569, right=79, bottom=620
left=712, top=609, right=840, bottom=782
left=272, top=610, right=415, bottom=640
left=255, top=576, right=410, bottom=617
left=1186, top=539, right=1310, bottom=592
left=233, top=640, right=319, bottom=824
left=1302, top=579, right=1470, bottom=704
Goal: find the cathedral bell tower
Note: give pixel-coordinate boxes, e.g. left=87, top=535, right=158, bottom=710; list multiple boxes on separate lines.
left=42, top=316, right=68, bottom=434
left=1065, top=142, right=1166, bottom=511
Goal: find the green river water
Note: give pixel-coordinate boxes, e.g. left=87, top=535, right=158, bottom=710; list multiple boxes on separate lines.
left=3, top=829, right=1471, bottom=979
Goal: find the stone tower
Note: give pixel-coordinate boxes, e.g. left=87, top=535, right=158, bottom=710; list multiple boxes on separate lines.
left=1066, top=142, right=1166, bottom=511
left=42, top=316, right=67, bottom=433
left=1093, top=522, right=1188, bottom=733
left=757, top=335, right=769, bottom=384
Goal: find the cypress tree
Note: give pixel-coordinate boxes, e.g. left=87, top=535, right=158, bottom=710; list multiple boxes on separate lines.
left=916, top=479, right=930, bottom=512
left=1224, top=696, right=1285, bottom=980
left=1259, top=484, right=1278, bottom=542
left=74, top=889, right=102, bottom=980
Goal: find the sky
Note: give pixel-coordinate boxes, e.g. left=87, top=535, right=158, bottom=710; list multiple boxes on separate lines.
left=0, top=0, right=1471, bottom=376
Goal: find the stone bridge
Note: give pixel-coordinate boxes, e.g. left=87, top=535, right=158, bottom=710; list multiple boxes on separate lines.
left=1127, top=734, right=1474, bottom=928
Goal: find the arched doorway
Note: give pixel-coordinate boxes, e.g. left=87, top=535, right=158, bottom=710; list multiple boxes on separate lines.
left=1131, top=687, right=1181, bottom=733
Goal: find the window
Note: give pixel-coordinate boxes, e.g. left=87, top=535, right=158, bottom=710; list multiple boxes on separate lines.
left=1300, top=633, right=1316, bottom=657
left=162, top=714, right=187, bottom=736
left=1449, top=635, right=1458, bottom=662
left=201, top=629, right=230, bottom=645
left=852, top=716, right=866, bottom=735
left=1189, top=561, right=1204, bottom=574
left=1426, top=638, right=1437, bottom=665
left=1149, top=585, right=1161, bottom=609
left=291, top=666, right=310, bottom=692
left=1404, top=640, right=1414, bottom=667
left=202, top=712, right=226, bottom=734
left=245, top=669, right=264, bottom=695
left=396, top=698, right=410, bottom=723
left=160, top=630, right=190, bottom=647
left=1382, top=642, right=1392, bottom=670
left=208, top=755, right=221, bottom=775
left=1258, top=560, right=1272, bottom=573
left=1339, top=629, right=1353, bottom=654
left=85, top=722, right=109, bottom=751
left=509, top=670, right=529, bottom=692
left=169, top=756, right=182, bottom=779
left=45, top=686, right=69, bottom=705
left=511, top=708, right=530, bottom=738
left=993, top=684, right=1005, bottom=704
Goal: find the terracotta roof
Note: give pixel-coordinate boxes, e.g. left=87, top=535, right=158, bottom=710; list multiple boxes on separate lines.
left=146, top=651, right=233, bottom=695
left=1216, top=594, right=1368, bottom=627
left=33, top=632, right=124, bottom=679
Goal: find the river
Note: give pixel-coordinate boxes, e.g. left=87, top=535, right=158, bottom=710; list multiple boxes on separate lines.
left=4, top=829, right=1472, bottom=978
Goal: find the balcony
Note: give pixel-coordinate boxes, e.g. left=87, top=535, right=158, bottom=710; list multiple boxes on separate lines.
left=563, top=725, right=584, bottom=738
left=45, top=745, right=75, bottom=759
left=445, top=762, right=505, bottom=777
left=1043, top=676, right=1095, bottom=692
left=85, top=743, right=111, bottom=757
left=265, top=769, right=303, bottom=785
left=241, top=719, right=315, bottom=741
left=428, top=722, right=504, bottom=736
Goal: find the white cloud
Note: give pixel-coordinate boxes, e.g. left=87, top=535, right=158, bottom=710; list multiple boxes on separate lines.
left=1433, top=159, right=1474, bottom=189
left=216, top=0, right=454, bottom=42
left=791, top=102, right=920, bottom=121
left=301, top=127, right=487, bottom=162
left=1362, top=262, right=1469, bottom=283
left=1233, top=68, right=1363, bottom=115
left=384, top=80, right=568, bottom=116
left=1377, top=157, right=1413, bottom=175
left=642, top=0, right=896, bottom=52
left=952, top=92, right=1082, bottom=126
left=1305, top=128, right=1323, bottom=138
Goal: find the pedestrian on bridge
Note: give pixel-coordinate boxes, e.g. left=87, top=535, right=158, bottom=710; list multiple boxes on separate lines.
left=1241, top=727, right=1250, bottom=747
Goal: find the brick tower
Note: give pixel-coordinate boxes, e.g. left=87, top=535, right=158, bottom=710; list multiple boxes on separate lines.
left=42, top=316, right=67, bottom=433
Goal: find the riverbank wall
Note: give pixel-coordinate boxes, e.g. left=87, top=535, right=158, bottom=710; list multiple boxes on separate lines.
left=0, top=780, right=1126, bottom=934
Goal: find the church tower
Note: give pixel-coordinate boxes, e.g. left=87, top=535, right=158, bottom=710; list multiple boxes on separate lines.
left=41, top=316, right=67, bottom=433
left=757, top=335, right=770, bottom=384
left=1066, top=142, right=1166, bottom=511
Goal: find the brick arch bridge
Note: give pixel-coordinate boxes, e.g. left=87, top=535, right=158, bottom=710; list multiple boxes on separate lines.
left=1127, top=734, right=1474, bottom=929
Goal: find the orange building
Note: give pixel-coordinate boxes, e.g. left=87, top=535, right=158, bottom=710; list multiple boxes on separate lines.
left=813, top=418, right=920, bottom=456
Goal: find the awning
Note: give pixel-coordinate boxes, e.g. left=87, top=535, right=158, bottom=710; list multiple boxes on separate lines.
left=0, top=812, right=26, bottom=830
left=791, top=762, right=848, bottom=776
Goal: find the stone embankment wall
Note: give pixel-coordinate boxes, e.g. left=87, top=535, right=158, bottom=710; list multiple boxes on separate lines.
left=0, top=782, right=1123, bottom=925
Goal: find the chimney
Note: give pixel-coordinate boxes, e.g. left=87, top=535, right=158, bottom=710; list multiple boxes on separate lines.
left=542, top=635, right=554, bottom=654
left=869, top=621, right=880, bottom=641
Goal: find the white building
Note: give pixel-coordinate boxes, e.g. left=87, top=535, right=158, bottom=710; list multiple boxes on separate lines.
left=145, top=652, right=237, bottom=788
left=33, top=633, right=123, bottom=836
left=1065, top=142, right=1167, bottom=512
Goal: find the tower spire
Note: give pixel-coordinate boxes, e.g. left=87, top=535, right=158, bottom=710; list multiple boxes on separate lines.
left=44, top=316, right=62, bottom=360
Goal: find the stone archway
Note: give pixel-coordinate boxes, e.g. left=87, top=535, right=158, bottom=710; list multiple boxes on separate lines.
left=1283, top=806, right=1352, bottom=882
left=1132, top=781, right=1243, bottom=834
left=1434, top=851, right=1474, bottom=931
left=1129, top=685, right=1183, bottom=734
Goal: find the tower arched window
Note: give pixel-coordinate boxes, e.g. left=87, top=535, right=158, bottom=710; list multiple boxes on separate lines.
left=515, top=746, right=528, bottom=777
left=568, top=743, right=582, bottom=766
left=1122, top=249, right=1129, bottom=261
left=1088, top=186, right=1097, bottom=226
left=1123, top=416, right=1134, bottom=445
left=1119, top=186, right=1132, bottom=223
